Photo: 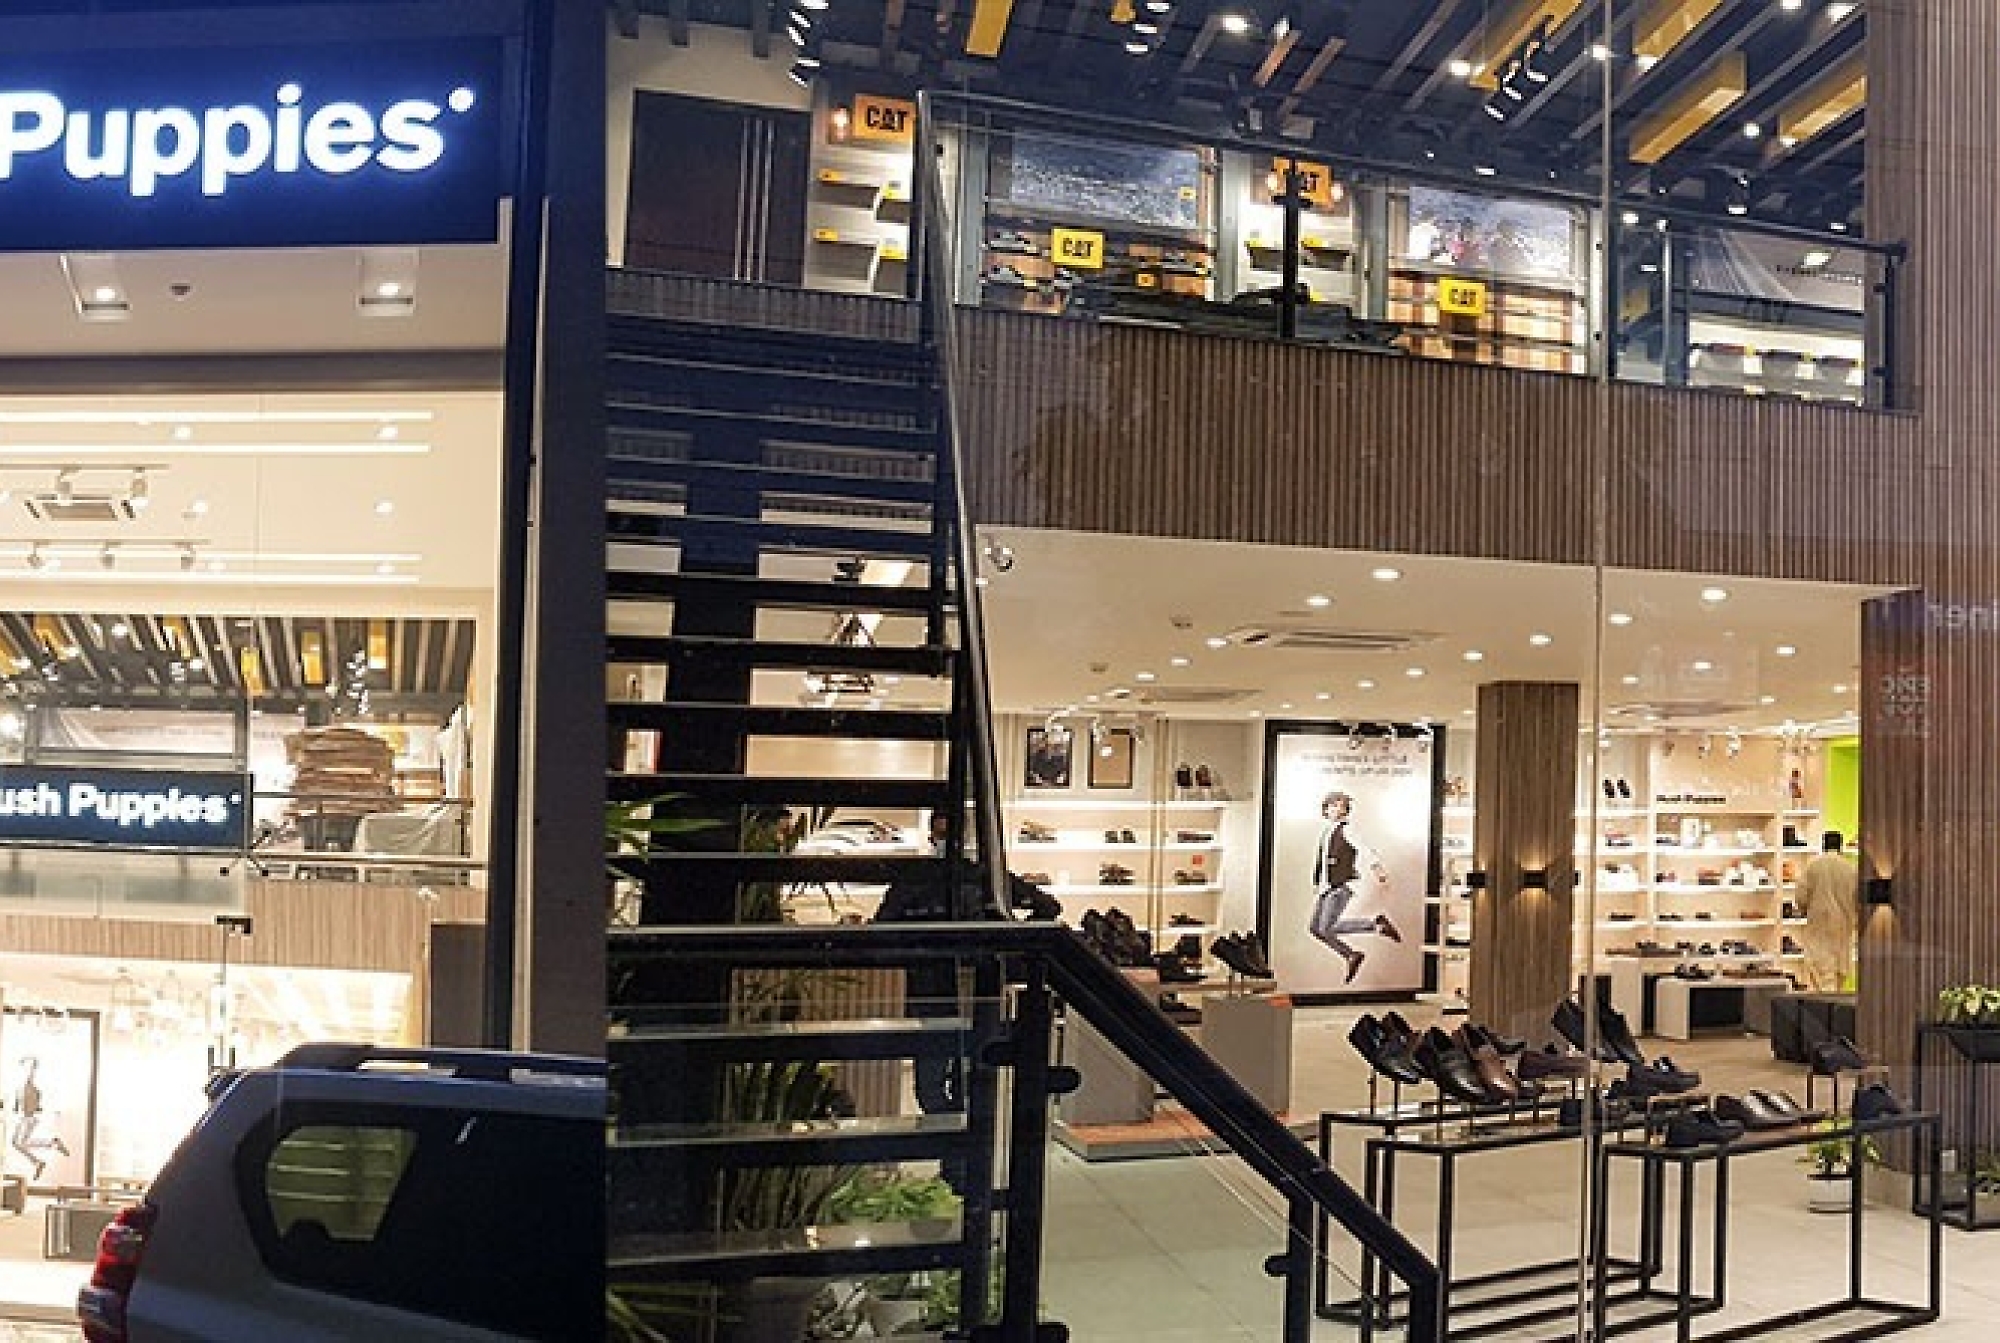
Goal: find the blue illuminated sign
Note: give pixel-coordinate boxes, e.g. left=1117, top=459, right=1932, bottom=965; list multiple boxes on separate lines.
left=0, top=765, right=251, bottom=852
left=0, top=40, right=505, bottom=250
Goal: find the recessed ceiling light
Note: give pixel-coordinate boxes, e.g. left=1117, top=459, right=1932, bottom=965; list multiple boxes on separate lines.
left=1205, top=636, right=1229, bottom=649
left=1356, top=680, right=1376, bottom=690
left=374, top=500, right=395, bottom=516
left=1134, top=671, right=1157, bottom=682
left=1316, top=691, right=1332, bottom=701
left=171, top=424, right=192, bottom=441
left=1463, top=650, right=1485, bottom=662
left=110, top=622, right=129, bottom=638
left=378, top=425, right=400, bottom=440
left=1589, top=42, right=1610, bottom=60
left=1833, top=683, right=1850, bottom=694
left=1461, top=707, right=1476, bottom=716
left=1405, top=667, right=1425, bottom=678
left=1448, top=58, right=1474, bottom=79
left=1169, top=655, right=1191, bottom=668
left=1306, top=593, right=1332, bottom=608
left=1280, top=701, right=1294, bottom=710
left=1608, top=612, right=1634, bottom=626
left=1781, top=0, right=1802, bottom=9
left=1692, top=660, right=1714, bottom=672
left=1371, top=567, right=1402, bottom=582
left=1218, top=11, right=1252, bottom=34
left=1700, top=586, right=1729, bottom=603
left=1760, top=695, right=1777, bottom=705
left=1635, top=52, right=1659, bottom=70
left=1621, top=211, right=1639, bottom=227
left=1827, top=1, right=1855, bottom=20
left=1133, top=20, right=1158, bottom=34
left=186, top=656, right=205, bottom=671
left=375, top=281, right=404, bottom=299
left=1742, top=122, right=1761, bottom=139
left=376, top=563, right=396, bottom=576
left=92, top=286, right=118, bottom=303
left=1528, top=632, right=1553, bottom=647
left=1123, top=38, right=1149, bottom=54
left=1775, top=644, right=1797, bottom=657
left=1621, top=674, right=1640, bottom=686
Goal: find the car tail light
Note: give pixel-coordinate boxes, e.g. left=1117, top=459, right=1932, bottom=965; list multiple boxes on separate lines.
left=77, top=1203, right=156, bottom=1343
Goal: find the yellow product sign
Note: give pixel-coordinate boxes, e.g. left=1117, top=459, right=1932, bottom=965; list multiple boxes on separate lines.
left=1272, top=157, right=1338, bottom=210
left=851, top=94, right=916, bottom=144
left=1136, top=272, right=1159, bottom=289
left=1050, top=228, right=1105, bottom=269
left=1437, top=277, right=1488, bottom=317
left=812, top=227, right=840, bottom=243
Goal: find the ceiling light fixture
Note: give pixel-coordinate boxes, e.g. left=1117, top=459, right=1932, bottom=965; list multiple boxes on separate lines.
left=1801, top=249, right=1833, bottom=268
left=1701, top=586, right=1730, bottom=603
left=374, top=500, right=395, bottom=516
left=1743, top=122, right=1762, bottom=139
left=1305, top=593, right=1332, bottom=608
left=1621, top=674, right=1640, bottom=686
left=1463, top=650, right=1485, bottom=662
left=1134, top=671, right=1157, bottom=682
left=1608, top=611, right=1634, bottom=626
left=60, top=253, right=131, bottom=321
left=1827, top=1, right=1855, bottom=20
left=1205, top=636, right=1229, bottom=649
left=1218, top=11, right=1252, bottom=35
left=1356, top=680, right=1375, bottom=690
left=1776, top=643, right=1798, bottom=657
left=357, top=248, right=419, bottom=317
left=1449, top=58, right=1474, bottom=79
left=1371, top=567, right=1402, bottom=582
left=1406, top=667, right=1425, bottom=678
left=1590, top=42, right=1611, bottom=60
left=1528, top=632, right=1553, bottom=646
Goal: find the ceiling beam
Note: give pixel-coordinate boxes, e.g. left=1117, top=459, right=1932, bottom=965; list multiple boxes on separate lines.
left=965, top=0, right=1017, bottom=58
left=1177, top=12, right=1221, bottom=77
left=1275, top=36, right=1349, bottom=123
left=1252, top=27, right=1301, bottom=89
left=1572, top=0, right=1772, bottom=141
left=666, top=0, right=688, bottom=46
left=751, top=0, right=771, bottom=59
left=1633, top=0, right=1728, bottom=62
left=1628, top=51, right=1746, bottom=163
left=1775, top=53, right=1865, bottom=150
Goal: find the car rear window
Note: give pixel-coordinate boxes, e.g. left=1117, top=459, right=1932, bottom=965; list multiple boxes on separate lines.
left=237, top=1100, right=599, bottom=1340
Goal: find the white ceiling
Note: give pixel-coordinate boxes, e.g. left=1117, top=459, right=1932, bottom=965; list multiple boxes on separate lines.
left=0, top=239, right=508, bottom=358
left=0, top=390, right=504, bottom=616
left=978, top=528, right=1893, bottom=735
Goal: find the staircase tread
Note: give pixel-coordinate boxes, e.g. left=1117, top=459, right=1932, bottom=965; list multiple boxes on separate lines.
left=608, top=1017, right=974, bottom=1043
left=608, top=400, right=933, bottom=442
left=604, top=574, right=940, bottom=611
left=612, top=1112, right=968, bottom=1149
left=609, top=347, right=927, bottom=389
left=608, top=1217, right=964, bottom=1272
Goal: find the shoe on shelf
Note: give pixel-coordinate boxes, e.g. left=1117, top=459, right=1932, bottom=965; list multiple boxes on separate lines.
left=1811, top=1037, right=1868, bottom=1075
left=1714, top=1093, right=1792, bottom=1131
left=1617, top=778, right=1632, bottom=800
left=1853, top=1082, right=1908, bottom=1122
left=1464, top=1041, right=1532, bottom=1103
left=1750, top=1089, right=1824, bottom=1124
left=1664, top=1105, right=1744, bottom=1148
left=1646, top=1056, right=1703, bottom=1092
left=1460, top=1023, right=1526, bottom=1056
left=1557, top=1092, right=1631, bottom=1129
left=1620, top=1059, right=1699, bottom=1099
left=1241, top=932, right=1274, bottom=978
left=1603, top=779, right=1617, bottom=800
left=1120, top=828, right=1138, bottom=845
left=1169, top=912, right=1203, bottom=927
left=1154, top=950, right=1207, bottom=985
left=1174, top=762, right=1194, bottom=790
left=1518, top=1043, right=1591, bottom=1081
left=1414, top=1027, right=1500, bottom=1107
left=1348, top=1014, right=1426, bottom=1086
left=1018, top=820, right=1057, bottom=843
left=1157, top=993, right=1202, bottom=1026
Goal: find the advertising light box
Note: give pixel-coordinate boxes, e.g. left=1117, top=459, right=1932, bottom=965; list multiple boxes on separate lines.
left=0, top=765, right=251, bottom=852
left=0, top=39, right=505, bottom=251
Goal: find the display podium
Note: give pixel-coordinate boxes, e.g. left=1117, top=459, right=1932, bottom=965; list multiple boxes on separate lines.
left=1200, top=992, right=1293, bottom=1113
left=1056, top=1012, right=1155, bottom=1126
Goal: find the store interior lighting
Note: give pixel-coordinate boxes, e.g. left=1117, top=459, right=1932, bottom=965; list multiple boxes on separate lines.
left=59, top=252, right=130, bottom=321
left=356, top=248, right=419, bottom=317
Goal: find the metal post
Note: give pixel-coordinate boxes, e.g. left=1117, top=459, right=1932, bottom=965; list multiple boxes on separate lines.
left=1281, top=1197, right=1314, bottom=1343
left=961, top=956, right=1004, bottom=1329
left=1000, top=963, right=1057, bottom=1341
left=1279, top=165, right=1303, bottom=341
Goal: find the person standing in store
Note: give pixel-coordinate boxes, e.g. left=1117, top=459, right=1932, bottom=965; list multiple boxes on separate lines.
left=1308, top=791, right=1402, bottom=985
left=1796, top=830, right=1860, bottom=991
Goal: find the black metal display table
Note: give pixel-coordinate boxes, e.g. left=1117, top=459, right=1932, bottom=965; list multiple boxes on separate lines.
left=1912, top=1022, right=2000, bottom=1229
left=1315, top=1099, right=1655, bottom=1342
left=1590, top=1111, right=1942, bottom=1343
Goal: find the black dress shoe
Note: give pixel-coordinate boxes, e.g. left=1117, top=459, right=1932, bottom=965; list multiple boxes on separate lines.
left=1853, top=1082, right=1908, bottom=1122
left=1155, top=951, right=1206, bottom=984
left=1349, top=1015, right=1426, bottom=1086
left=1646, top=1055, right=1702, bottom=1091
left=1619, top=1059, right=1699, bottom=1099
left=1241, top=933, right=1274, bottom=978
left=1558, top=1092, right=1632, bottom=1129
left=1664, top=1105, right=1744, bottom=1148
left=1812, top=1037, right=1867, bottom=1075
left=1552, top=998, right=1589, bottom=1052
left=1715, top=1093, right=1790, bottom=1131
left=1601, top=1005, right=1647, bottom=1066
left=1519, top=1044, right=1590, bottom=1081
left=1415, top=1027, right=1499, bottom=1106
left=1212, top=934, right=1255, bottom=977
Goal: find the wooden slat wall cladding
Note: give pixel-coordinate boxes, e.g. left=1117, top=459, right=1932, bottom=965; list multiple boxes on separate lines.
left=1470, top=682, right=1580, bottom=1043
left=1855, top=0, right=2000, bottom=1137
left=955, top=311, right=1930, bottom=587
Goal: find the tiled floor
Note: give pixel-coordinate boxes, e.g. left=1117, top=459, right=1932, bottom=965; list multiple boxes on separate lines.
left=1038, top=1004, right=1991, bottom=1341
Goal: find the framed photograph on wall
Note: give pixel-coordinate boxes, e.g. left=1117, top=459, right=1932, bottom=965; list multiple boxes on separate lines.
left=1, top=1007, right=100, bottom=1190
left=1255, top=722, right=1444, bottom=999
left=1089, top=728, right=1136, bottom=790
left=1024, top=726, right=1074, bottom=790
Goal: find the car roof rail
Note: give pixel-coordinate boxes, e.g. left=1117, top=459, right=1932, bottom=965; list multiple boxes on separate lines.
left=275, top=1043, right=605, bottom=1082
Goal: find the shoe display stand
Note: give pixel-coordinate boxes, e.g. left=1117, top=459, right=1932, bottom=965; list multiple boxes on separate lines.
left=1008, top=797, right=1231, bottom=970
left=1421, top=797, right=1476, bottom=1016
left=803, top=100, right=916, bottom=298
left=1588, top=1111, right=1942, bottom=1343
left=1911, top=1022, right=2000, bottom=1229
left=1651, top=974, right=1795, bottom=1042
left=1199, top=991, right=1292, bottom=1113
left=1314, top=1105, right=1655, bottom=1342
left=1579, top=733, right=1823, bottom=1000
left=1387, top=265, right=1590, bottom=375
left=1227, top=151, right=1361, bottom=311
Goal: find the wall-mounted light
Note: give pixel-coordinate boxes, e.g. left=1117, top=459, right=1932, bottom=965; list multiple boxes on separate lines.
left=1865, top=876, right=1894, bottom=906
left=1465, top=870, right=1489, bottom=891
left=1520, top=868, right=1550, bottom=890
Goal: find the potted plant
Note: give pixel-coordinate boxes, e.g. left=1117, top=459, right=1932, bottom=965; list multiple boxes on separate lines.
left=1800, top=1120, right=1882, bottom=1213
left=1935, top=986, right=2000, bottom=1059
left=828, top=1172, right=965, bottom=1337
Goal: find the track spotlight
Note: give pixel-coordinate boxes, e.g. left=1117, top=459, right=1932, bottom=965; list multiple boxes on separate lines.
left=1521, top=21, right=1551, bottom=82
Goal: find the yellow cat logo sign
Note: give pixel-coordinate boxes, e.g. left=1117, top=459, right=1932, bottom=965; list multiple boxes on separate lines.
left=1438, top=277, right=1488, bottom=317
left=851, top=95, right=915, bottom=145
left=1050, top=228, right=1105, bottom=269
left=1271, top=157, right=1337, bottom=210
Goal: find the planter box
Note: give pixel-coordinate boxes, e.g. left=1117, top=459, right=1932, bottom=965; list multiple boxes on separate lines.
left=1935, top=1024, right=2000, bottom=1061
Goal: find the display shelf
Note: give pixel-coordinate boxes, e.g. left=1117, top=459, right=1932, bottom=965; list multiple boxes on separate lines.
left=1011, top=798, right=1225, bottom=812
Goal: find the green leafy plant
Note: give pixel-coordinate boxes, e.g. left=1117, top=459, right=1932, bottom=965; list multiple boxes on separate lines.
left=1800, top=1119, right=1884, bottom=1177
left=1937, top=984, right=2000, bottom=1027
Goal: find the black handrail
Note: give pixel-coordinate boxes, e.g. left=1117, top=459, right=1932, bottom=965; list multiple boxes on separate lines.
left=610, top=921, right=1445, bottom=1342
left=911, top=91, right=1013, bottom=925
